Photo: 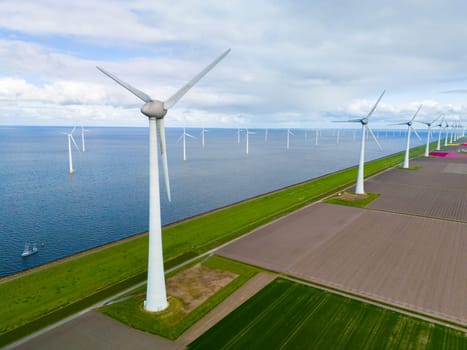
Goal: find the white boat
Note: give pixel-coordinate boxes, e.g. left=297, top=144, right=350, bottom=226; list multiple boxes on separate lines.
left=21, top=243, right=38, bottom=257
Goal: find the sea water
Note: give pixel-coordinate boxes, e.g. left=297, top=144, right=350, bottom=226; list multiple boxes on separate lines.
left=0, top=126, right=428, bottom=277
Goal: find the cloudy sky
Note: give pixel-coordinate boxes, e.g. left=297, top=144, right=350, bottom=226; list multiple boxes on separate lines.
left=0, top=0, right=466, bottom=128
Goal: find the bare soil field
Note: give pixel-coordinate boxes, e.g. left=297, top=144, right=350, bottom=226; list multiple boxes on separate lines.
left=166, top=264, right=237, bottom=314
left=218, top=203, right=467, bottom=325
left=365, top=158, right=467, bottom=222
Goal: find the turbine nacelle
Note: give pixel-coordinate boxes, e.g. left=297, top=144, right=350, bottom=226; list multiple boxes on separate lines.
left=361, top=118, right=368, bottom=125
left=141, top=100, right=167, bottom=119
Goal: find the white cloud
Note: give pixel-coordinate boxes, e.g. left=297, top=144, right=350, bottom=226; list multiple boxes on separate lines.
left=1, top=1, right=467, bottom=127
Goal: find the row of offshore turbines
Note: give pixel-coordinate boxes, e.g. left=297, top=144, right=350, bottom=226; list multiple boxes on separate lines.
left=86, top=49, right=463, bottom=312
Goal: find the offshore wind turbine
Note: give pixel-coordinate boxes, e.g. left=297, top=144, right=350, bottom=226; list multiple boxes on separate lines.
left=286, top=128, right=295, bottom=149
left=245, top=128, right=255, bottom=155
left=97, top=48, right=230, bottom=312
left=80, top=126, right=87, bottom=152
left=315, top=129, right=319, bottom=145
left=200, top=127, right=208, bottom=147
left=178, top=128, right=196, bottom=161
left=237, top=128, right=242, bottom=144
left=65, top=127, right=80, bottom=175
left=418, top=114, right=440, bottom=157
left=394, top=104, right=423, bottom=169
left=264, top=128, right=268, bottom=143
left=335, top=90, right=385, bottom=194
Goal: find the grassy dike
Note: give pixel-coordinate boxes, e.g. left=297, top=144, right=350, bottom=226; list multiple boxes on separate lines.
left=0, top=143, right=430, bottom=346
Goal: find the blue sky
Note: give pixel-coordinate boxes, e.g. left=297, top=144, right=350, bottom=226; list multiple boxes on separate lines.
left=0, top=0, right=466, bottom=128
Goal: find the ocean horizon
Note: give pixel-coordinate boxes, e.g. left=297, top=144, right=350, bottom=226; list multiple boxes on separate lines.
left=0, top=125, right=427, bottom=277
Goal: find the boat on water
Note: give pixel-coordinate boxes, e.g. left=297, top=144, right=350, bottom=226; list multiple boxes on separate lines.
left=21, top=243, right=38, bottom=257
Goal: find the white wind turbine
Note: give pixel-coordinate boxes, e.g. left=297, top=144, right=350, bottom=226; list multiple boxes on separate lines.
left=200, top=127, right=208, bottom=147
left=80, top=126, right=87, bottom=152
left=418, top=114, right=441, bottom=157
left=315, top=129, right=319, bottom=145
left=286, top=128, right=295, bottom=149
left=435, top=116, right=445, bottom=151
left=97, top=48, right=230, bottom=312
left=245, top=128, right=256, bottom=155
left=237, top=128, right=242, bottom=144
left=178, top=128, right=196, bottom=161
left=394, top=104, right=423, bottom=169
left=64, top=127, right=80, bottom=175
left=335, top=90, right=385, bottom=194
left=444, top=121, right=450, bottom=147
left=264, top=128, right=268, bottom=143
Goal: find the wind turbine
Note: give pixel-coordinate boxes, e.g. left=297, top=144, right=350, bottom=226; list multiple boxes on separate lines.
left=264, top=128, right=268, bottom=143
left=336, top=129, right=340, bottom=144
left=80, top=126, right=87, bottom=152
left=394, top=104, right=423, bottom=169
left=286, top=128, right=295, bottom=149
left=178, top=128, right=196, bottom=161
left=444, top=121, right=450, bottom=146
left=200, top=127, right=208, bottom=147
left=97, top=48, right=230, bottom=312
left=418, top=114, right=441, bottom=157
left=335, top=90, right=385, bottom=194
left=315, top=129, right=319, bottom=145
left=435, top=116, right=445, bottom=151
left=245, top=128, right=255, bottom=155
left=237, top=128, right=242, bottom=144
left=65, top=127, right=80, bottom=175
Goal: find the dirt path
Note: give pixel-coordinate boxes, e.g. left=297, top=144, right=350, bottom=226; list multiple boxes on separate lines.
left=175, top=272, right=276, bottom=346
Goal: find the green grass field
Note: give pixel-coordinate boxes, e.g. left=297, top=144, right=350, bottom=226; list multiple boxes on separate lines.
left=188, top=278, right=467, bottom=350
left=0, top=144, right=429, bottom=346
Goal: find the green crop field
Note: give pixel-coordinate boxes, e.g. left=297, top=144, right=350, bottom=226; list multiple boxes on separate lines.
left=188, top=278, right=467, bottom=350
left=0, top=144, right=430, bottom=347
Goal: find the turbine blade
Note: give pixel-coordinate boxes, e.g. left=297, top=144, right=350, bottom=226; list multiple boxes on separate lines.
left=177, top=135, right=183, bottom=143
left=71, top=126, right=76, bottom=134
left=333, top=119, right=362, bottom=123
left=366, top=90, right=386, bottom=119
left=431, top=114, right=441, bottom=125
left=410, top=104, right=423, bottom=122
left=70, top=135, right=81, bottom=152
left=156, top=118, right=171, bottom=201
left=164, top=49, right=231, bottom=109
left=416, top=121, right=430, bottom=126
left=388, top=122, right=408, bottom=125
left=96, top=66, right=152, bottom=103
left=366, top=125, right=383, bottom=150
left=186, top=133, right=196, bottom=139
left=411, top=126, right=422, bottom=141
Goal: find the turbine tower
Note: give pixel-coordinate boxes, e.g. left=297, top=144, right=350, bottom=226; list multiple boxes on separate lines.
left=246, top=128, right=255, bottom=155
left=201, top=127, right=208, bottom=147
left=435, top=116, right=445, bottom=151
left=97, top=48, right=230, bottom=312
left=418, top=114, right=440, bottom=157
left=63, top=127, right=80, bottom=175
left=444, top=121, right=450, bottom=147
left=394, top=105, right=423, bottom=169
left=335, top=90, right=385, bottom=194
left=81, top=126, right=87, bottom=152
left=286, top=128, right=295, bottom=149
left=178, top=128, right=196, bottom=161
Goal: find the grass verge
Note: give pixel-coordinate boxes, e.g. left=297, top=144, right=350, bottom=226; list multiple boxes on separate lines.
left=325, top=192, right=380, bottom=208
left=100, top=255, right=260, bottom=340
left=0, top=143, right=430, bottom=347
left=188, top=278, right=467, bottom=350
